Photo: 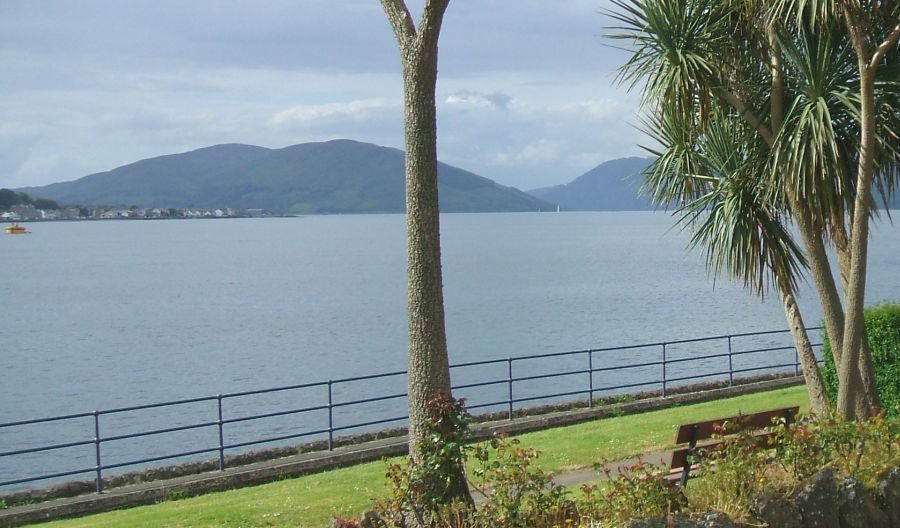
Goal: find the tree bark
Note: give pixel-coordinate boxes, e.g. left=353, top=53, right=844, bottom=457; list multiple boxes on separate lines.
left=778, top=275, right=831, bottom=413
left=380, top=0, right=472, bottom=507
left=835, top=8, right=895, bottom=419
left=832, top=212, right=881, bottom=410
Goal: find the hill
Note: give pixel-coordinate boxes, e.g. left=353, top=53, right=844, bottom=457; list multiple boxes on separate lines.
left=20, top=140, right=552, bottom=214
left=527, top=157, right=654, bottom=211
left=528, top=157, right=900, bottom=211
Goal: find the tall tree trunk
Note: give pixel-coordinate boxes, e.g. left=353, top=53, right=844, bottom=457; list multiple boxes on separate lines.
left=792, top=205, right=847, bottom=362
left=832, top=215, right=881, bottom=410
left=777, top=275, right=830, bottom=413
left=380, top=0, right=472, bottom=507
left=836, top=8, right=898, bottom=418
left=767, top=32, right=829, bottom=415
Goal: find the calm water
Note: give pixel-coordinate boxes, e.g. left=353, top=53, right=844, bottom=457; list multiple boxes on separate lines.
left=2, top=212, right=898, bottom=488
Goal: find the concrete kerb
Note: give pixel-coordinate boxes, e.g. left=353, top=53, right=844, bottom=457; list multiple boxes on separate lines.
left=0, top=376, right=804, bottom=527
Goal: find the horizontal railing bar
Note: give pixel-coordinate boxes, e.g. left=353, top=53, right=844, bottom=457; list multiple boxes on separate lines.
left=512, top=369, right=589, bottom=383
left=223, top=404, right=330, bottom=425
left=331, top=370, right=408, bottom=385
left=581, top=342, right=663, bottom=354
left=452, top=379, right=508, bottom=391
left=0, top=411, right=96, bottom=429
left=100, top=395, right=219, bottom=416
left=450, top=357, right=510, bottom=369
left=504, top=348, right=599, bottom=362
left=101, top=421, right=219, bottom=443
left=332, top=392, right=407, bottom=409
left=665, top=371, right=731, bottom=384
left=225, top=429, right=331, bottom=451
left=333, top=415, right=408, bottom=432
left=0, top=467, right=97, bottom=487
left=591, top=360, right=663, bottom=373
left=0, top=439, right=96, bottom=457
left=732, top=363, right=795, bottom=375
left=731, top=345, right=794, bottom=356
left=222, top=380, right=329, bottom=399
left=665, top=352, right=730, bottom=365
left=101, top=447, right=221, bottom=471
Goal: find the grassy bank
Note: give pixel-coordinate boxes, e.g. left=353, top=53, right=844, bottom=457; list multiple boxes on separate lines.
left=37, top=386, right=808, bottom=527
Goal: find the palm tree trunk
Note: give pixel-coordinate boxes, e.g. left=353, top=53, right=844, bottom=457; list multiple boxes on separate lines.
left=837, top=11, right=888, bottom=419
left=777, top=275, right=830, bottom=413
left=832, top=217, right=881, bottom=410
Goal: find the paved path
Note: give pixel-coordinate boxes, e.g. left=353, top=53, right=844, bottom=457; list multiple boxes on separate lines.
left=552, top=450, right=671, bottom=488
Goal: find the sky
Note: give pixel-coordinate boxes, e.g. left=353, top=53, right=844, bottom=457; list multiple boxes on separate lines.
left=0, top=0, right=648, bottom=192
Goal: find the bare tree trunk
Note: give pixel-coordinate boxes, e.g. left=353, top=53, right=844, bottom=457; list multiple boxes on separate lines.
left=832, top=216, right=881, bottom=410
left=380, top=0, right=472, bottom=507
left=777, top=275, right=830, bottom=413
left=793, top=206, right=847, bottom=363
left=836, top=9, right=898, bottom=418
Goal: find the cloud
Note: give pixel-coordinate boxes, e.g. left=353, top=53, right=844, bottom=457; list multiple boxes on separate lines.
left=488, top=139, right=563, bottom=166
left=269, top=99, right=399, bottom=126
left=444, top=90, right=513, bottom=110
left=0, top=1, right=648, bottom=191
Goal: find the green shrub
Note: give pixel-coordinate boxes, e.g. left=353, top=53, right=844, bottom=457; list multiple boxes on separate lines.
left=578, top=461, right=684, bottom=526
left=821, top=302, right=900, bottom=417
left=773, top=411, right=900, bottom=489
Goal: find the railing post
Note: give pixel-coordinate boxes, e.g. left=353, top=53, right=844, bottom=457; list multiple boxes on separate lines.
left=507, top=357, right=514, bottom=420
left=93, top=411, right=102, bottom=493
left=661, top=343, right=668, bottom=397
left=217, top=394, right=225, bottom=471
left=588, top=350, right=594, bottom=408
left=727, top=336, right=734, bottom=387
left=327, top=380, right=334, bottom=450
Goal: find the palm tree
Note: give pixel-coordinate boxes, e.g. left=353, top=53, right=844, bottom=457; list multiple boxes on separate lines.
left=380, top=0, right=472, bottom=506
left=609, top=0, right=900, bottom=418
left=643, top=105, right=830, bottom=412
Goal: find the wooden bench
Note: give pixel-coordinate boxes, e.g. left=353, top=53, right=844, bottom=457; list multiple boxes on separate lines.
left=667, top=406, right=799, bottom=487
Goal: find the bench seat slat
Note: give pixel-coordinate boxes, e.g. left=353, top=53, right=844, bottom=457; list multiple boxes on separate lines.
left=673, top=406, right=799, bottom=444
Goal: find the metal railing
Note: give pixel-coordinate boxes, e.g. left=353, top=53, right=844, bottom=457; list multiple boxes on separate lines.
left=0, top=327, right=822, bottom=494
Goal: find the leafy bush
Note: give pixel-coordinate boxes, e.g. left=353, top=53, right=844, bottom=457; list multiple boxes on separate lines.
left=370, top=394, right=474, bottom=527
left=577, top=460, right=684, bottom=527
left=773, top=411, right=900, bottom=489
left=470, top=434, right=573, bottom=528
left=821, top=302, right=900, bottom=417
left=684, top=424, right=775, bottom=521
left=344, top=403, right=899, bottom=527
left=365, top=395, right=576, bottom=528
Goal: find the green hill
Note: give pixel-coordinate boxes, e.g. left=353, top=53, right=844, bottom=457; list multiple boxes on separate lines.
left=19, top=140, right=551, bottom=214
left=527, top=157, right=654, bottom=211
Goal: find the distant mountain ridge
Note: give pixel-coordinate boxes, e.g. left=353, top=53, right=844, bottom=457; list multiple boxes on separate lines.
left=528, top=156, right=900, bottom=211
left=527, top=157, right=654, bottom=211
left=20, top=140, right=552, bottom=214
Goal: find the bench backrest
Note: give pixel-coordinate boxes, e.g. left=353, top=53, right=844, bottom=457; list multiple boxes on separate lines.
left=669, top=406, right=799, bottom=486
left=673, top=406, right=799, bottom=445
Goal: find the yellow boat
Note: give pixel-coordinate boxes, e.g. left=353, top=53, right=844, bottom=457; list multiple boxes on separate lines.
left=5, top=224, right=29, bottom=235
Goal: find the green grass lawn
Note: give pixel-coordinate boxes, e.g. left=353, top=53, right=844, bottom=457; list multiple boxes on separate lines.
left=35, top=385, right=808, bottom=528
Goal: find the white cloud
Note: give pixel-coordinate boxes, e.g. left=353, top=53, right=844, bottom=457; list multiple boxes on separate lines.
left=444, top=90, right=512, bottom=110
left=488, top=139, right=563, bottom=166
left=269, top=99, right=399, bottom=126
left=0, top=1, right=648, bottom=191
